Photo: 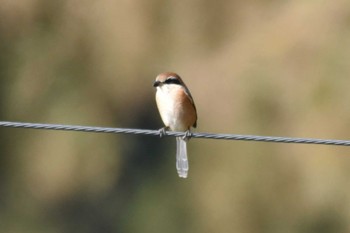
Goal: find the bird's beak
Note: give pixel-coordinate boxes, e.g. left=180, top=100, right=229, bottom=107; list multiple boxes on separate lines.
left=153, top=81, right=161, bottom=87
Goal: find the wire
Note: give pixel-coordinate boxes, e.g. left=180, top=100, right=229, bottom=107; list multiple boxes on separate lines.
left=0, top=121, right=350, bottom=147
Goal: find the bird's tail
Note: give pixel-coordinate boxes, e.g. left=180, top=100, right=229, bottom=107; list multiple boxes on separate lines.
left=176, top=137, right=189, bottom=178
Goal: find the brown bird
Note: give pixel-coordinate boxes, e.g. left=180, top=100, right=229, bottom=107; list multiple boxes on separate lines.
left=153, top=72, right=197, bottom=178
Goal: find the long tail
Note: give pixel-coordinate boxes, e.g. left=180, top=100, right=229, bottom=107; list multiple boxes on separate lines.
left=176, top=137, right=189, bottom=178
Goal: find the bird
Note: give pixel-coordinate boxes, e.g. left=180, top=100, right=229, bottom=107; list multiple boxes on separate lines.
left=153, top=72, right=197, bottom=178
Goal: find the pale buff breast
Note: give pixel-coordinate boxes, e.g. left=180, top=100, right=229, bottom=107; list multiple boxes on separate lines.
left=156, top=84, right=197, bottom=131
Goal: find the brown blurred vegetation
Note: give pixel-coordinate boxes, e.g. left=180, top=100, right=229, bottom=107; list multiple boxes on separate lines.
left=1, top=0, right=350, bottom=232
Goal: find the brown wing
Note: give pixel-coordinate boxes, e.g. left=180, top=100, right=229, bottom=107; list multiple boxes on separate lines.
left=182, top=85, right=197, bottom=128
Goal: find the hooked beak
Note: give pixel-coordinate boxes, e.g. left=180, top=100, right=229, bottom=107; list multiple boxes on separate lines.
left=153, top=80, right=161, bottom=87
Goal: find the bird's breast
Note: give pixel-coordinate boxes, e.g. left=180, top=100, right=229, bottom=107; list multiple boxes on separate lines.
left=156, top=85, right=196, bottom=131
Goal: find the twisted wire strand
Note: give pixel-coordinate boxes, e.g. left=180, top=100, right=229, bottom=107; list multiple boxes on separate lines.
left=0, top=121, right=350, bottom=146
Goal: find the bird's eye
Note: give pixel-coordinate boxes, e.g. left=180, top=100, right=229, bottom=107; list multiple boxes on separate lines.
left=165, top=77, right=181, bottom=85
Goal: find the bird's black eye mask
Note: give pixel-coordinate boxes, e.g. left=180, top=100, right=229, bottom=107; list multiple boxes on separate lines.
left=153, top=81, right=160, bottom=87
left=164, top=77, right=181, bottom=85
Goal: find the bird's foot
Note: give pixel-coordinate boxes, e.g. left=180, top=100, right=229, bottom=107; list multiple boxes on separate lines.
left=182, top=130, right=192, bottom=141
left=158, top=127, right=169, bottom=138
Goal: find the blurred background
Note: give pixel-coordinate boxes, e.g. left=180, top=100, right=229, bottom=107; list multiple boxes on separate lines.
left=1, top=0, right=350, bottom=232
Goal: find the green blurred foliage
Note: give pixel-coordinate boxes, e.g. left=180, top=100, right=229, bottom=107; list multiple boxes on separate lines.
left=1, top=0, right=350, bottom=232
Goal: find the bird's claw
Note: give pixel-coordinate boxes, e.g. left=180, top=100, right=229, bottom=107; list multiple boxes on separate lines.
left=158, top=127, right=168, bottom=138
left=182, top=130, right=192, bottom=140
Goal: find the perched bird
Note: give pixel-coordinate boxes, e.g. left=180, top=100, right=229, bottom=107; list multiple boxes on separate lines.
left=153, top=72, right=197, bottom=178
